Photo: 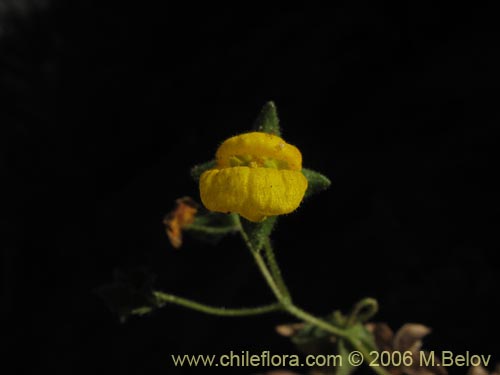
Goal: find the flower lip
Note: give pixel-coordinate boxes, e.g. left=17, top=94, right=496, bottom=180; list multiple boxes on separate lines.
left=215, top=132, right=302, bottom=171
left=200, top=166, right=308, bottom=222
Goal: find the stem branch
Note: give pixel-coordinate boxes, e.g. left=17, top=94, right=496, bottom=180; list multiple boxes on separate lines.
left=153, top=291, right=282, bottom=317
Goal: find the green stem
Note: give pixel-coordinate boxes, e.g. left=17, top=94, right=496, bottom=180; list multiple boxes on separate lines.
left=286, top=304, right=348, bottom=338
left=153, top=291, right=282, bottom=317
left=233, top=214, right=256, bottom=251
left=227, top=215, right=390, bottom=375
left=234, top=215, right=282, bottom=300
left=250, top=247, right=284, bottom=300
left=234, top=214, right=347, bottom=337
left=263, top=238, right=291, bottom=301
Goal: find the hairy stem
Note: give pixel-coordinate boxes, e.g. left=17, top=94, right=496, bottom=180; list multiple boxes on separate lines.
left=286, top=304, right=348, bottom=338
left=250, top=247, right=284, bottom=301
left=233, top=214, right=390, bottom=375
left=153, top=291, right=282, bottom=317
left=234, top=215, right=283, bottom=300
left=263, top=238, right=291, bottom=301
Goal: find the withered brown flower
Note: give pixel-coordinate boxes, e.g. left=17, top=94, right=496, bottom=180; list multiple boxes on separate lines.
left=467, top=364, right=500, bottom=375
left=163, top=197, right=198, bottom=248
left=366, top=323, right=447, bottom=375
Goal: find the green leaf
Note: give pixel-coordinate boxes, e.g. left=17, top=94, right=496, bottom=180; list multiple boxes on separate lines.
left=302, top=168, right=331, bottom=198
left=252, top=101, right=281, bottom=136
left=185, top=212, right=239, bottom=244
left=240, top=216, right=277, bottom=251
left=346, top=323, right=378, bottom=352
left=95, top=267, right=161, bottom=322
left=190, top=160, right=216, bottom=181
left=291, top=321, right=334, bottom=344
left=328, top=309, right=348, bottom=327
left=290, top=322, right=337, bottom=358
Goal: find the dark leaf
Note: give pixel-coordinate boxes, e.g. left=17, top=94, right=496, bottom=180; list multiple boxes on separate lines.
left=302, top=168, right=331, bottom=198
left=96, top=267, right=161, bottom=322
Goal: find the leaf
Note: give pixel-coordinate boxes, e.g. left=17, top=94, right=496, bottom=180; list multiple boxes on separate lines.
left=328, top=310, right=347, bottom=327
left=302, top=168, right=331, bottom=198
left=291, top=321, right=334, bottom=344
left=96, top=267, right=161, bottom=322
left=252, top=101, right=282, bottom=136
left=240, top=216, right=277, bottom=251
left=190, top=160, right=216, bottom=181
left=290, top=322, right=337, bottom=356
left=347, top=322, right=378, bottom=352
left=185, top=212, right=239, bottom=244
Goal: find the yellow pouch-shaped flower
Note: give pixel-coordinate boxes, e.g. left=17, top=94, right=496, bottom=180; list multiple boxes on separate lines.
left=199, top=132, right=308, bottom=222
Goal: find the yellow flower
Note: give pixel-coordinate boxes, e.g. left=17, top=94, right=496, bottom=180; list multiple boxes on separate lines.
left=199, top=132, right=308, bottom=222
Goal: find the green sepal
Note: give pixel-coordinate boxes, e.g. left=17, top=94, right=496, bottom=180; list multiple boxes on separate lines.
left=302, top=168, right=331, bottom=198
left=190, top=160, right=216, bottom=181
left=185, top=212, right=239, bottom=244
left=240, top=216, right=277, bottom=252
left=252, top=101, right=281, bottom=136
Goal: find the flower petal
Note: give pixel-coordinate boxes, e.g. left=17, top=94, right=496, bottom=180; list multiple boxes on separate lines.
left=199, top=167, right=308, bottom=222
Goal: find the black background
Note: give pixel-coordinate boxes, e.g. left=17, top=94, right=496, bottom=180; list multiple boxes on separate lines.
left=2, top=2, right=499, bottom=374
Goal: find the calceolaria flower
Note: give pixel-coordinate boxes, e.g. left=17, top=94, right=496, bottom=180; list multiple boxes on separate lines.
left=199, top=132, right=308, bottom=222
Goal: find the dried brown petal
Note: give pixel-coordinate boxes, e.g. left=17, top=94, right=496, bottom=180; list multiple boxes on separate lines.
left=403, top=352, right=447, bottom=375
left=467, top=366, right=490, bottom=375
left=405, top=366, right=447, bottom=375
left=163, top=197, right=198, bottom=248
left=366, top=322, right=395, bottom=352
left=275, top=323, right=305, bottom=337
left=393, top=323, right=431, bottom=353
left=309, top=368, right=335, bottom=375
